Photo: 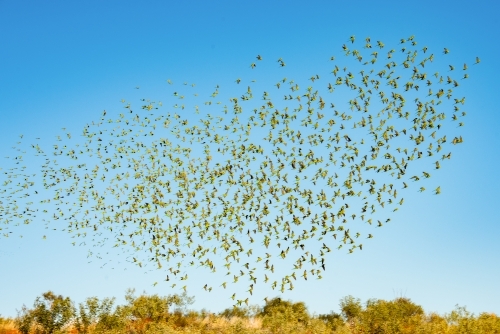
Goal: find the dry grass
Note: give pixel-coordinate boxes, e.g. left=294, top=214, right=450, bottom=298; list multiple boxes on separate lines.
left=0, top=318, right=16, bottom=334
left=199, top=316, right=262, bottom=329
left=4, top=314, right=500, bottom=334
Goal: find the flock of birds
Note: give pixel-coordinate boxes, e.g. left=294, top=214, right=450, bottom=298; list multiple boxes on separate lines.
left=1, top=35, right=478, bottom=304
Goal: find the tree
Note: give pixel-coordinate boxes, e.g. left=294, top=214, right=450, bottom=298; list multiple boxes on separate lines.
left=219, top=306, right=250, bottom=319
left=358, top=297, right=424, bottom=334
left=317, top=311, right=345, bottom=331
left=339, top=295, right=362, bottom=322
left=120, top=289, right=194, bottom=334
left=259, top=297, right=310, bottom=334
left=15, top=291, right=74, bottom=334
left=74, top=296, right=123, bottom=334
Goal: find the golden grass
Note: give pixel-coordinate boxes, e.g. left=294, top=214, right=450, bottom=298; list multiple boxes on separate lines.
left=3, top=314, right=500, bottom=334
left=199, top=316, right=261, bottom=328
left=0, top=318, right=16, bottom=334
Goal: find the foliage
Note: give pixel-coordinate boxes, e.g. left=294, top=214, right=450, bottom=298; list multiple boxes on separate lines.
left=15, top=292, right=74, bottom=334
left=418, top=313, right=449, bottom=334
left=317, top=312, right=344, bottom=331
left=339, top=295, right=362, bottom=322
left=474, top=313, right=500, bottom=334
left=74, top=297, right=123, bottom=334
left=219, top=306, right=250, bottom=319
left=10, top=291, right=500, bottom=334
left=119, top=289, right=195, bottom=334
left=445, top=305, right=500, bottom=334
left=124, top=293, right=170, bottom=323
left=259, top=297, right=310, bottom=333
left=356, top=297, right=424, bottom=333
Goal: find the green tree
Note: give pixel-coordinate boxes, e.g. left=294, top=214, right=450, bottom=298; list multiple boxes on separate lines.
left=14, top=306, right=33, bottom=334
left=219, top=306, right=250, bottom=319
left=446, top=305, right=476, bottom=334
left=317, top=311, right=344, bottom=331
left=475, top=313, right=500, bottom=334
left=15, top=291, right=74, bottom=334
left=419, top=313, right=449, bottom=334
left=339, top=295, right=362, bottom=324
left=259, top=297, right=310, bottom=334
left=444, top=305, right=500, bottom=334
left=74, top=296, right=123, bottom=334
left=121, top=289, right=194, bottom=334
left=358, top=297, right=424, bottom=334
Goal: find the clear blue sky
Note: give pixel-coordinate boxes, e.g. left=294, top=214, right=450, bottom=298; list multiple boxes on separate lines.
left=1, top=0, right=499, bottom=318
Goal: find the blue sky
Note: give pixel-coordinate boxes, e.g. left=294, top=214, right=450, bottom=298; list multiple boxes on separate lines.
left=1, top=0, right=500, bottom=318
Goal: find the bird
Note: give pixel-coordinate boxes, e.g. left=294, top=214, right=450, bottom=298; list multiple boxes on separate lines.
left=0, top=34, right=477, bottom=302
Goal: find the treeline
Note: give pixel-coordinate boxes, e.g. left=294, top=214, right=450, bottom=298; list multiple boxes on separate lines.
left=1, top=290, right=499, bottom=334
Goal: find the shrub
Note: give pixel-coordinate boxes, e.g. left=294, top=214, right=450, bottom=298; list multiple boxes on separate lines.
left=15, top=291, right=74, bottom=334
left=219, top=306, right=250, bottom=319
left=476, top=313, right=500, bottom=334
left=259, top=297, right=310, bottom=334
left=446, top=305, right=477, bottom=334
left=317, top=312, right=344, bottom=331
left=339, top=295, right=362, bottom=322
left=418, top=312, right=449, bottom=334
left=446, top=305, right=500, bottom=334
left=357, top=297, right=424, bottom=334
left=120, top=289, right=195, bottom=333
left=74, top=296, right=123, bottom=334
